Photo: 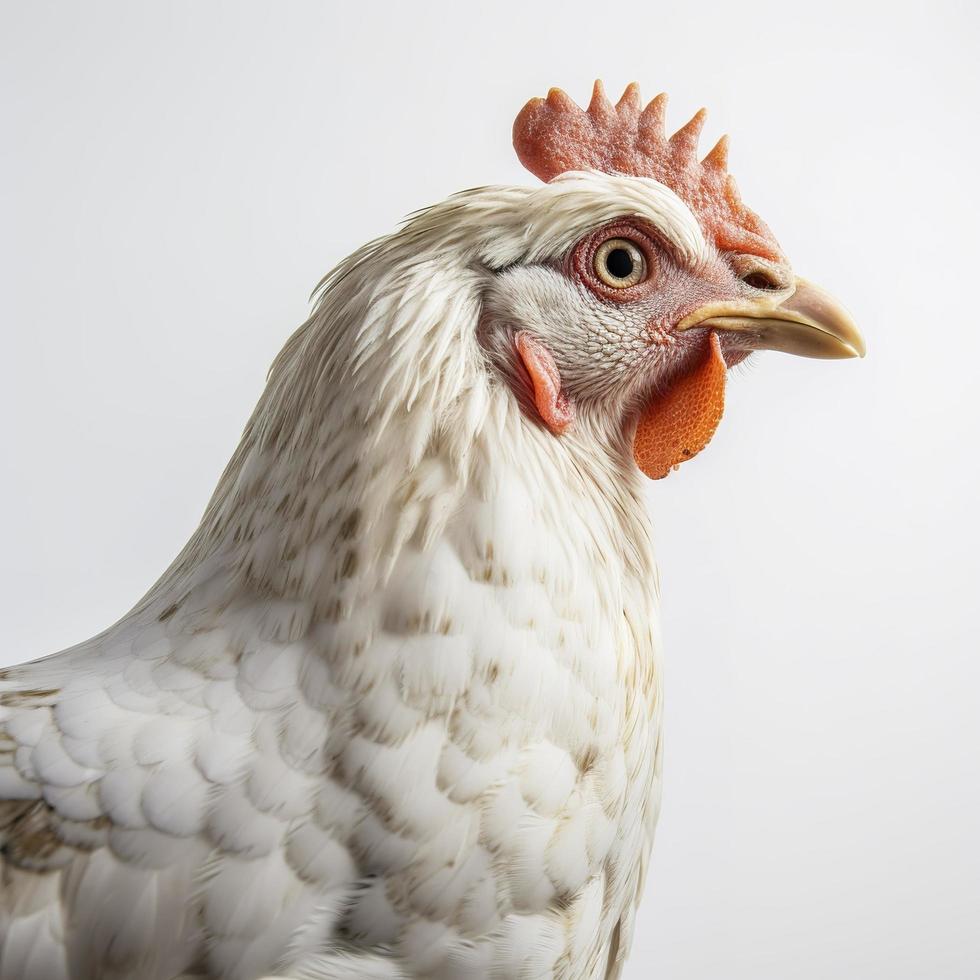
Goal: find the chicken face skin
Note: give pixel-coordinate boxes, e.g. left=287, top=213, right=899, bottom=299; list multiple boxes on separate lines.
left=484, top=216, right=749, bottom=412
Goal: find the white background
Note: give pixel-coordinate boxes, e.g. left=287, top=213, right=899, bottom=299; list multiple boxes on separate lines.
left=2, top=2, right=978, bottom=977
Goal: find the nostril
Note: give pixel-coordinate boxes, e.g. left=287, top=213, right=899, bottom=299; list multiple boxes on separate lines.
left=742, top=271, right=782, bottom=291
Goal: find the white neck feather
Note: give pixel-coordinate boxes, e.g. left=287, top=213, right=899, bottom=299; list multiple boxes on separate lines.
left=140, top=179, right=672, bottom=626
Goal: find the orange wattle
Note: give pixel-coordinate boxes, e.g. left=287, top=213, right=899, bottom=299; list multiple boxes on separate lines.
left=633, top=331, right=727, bottom=479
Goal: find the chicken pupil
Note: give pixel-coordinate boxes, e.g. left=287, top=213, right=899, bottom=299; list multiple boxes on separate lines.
left=606, top=247, right=634, bottom=279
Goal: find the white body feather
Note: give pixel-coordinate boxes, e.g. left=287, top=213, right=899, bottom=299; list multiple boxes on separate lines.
left=1, top=173, right=705, bottom=979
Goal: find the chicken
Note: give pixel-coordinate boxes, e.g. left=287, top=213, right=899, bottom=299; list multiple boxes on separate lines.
left=0, top=82, right=863, bottom=980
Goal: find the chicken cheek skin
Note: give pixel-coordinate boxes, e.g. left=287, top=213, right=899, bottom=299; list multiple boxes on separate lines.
left=633, top=331, right=727, bottom=479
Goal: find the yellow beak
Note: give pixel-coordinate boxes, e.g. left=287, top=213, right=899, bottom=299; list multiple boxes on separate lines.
left=676, top=277, right=866, bottom=359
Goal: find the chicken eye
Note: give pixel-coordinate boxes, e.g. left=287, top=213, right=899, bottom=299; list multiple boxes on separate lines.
left=594, top=238, right=647, bottom=289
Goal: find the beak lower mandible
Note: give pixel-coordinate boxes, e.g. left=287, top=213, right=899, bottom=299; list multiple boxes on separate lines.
left=677, top=277, right=866, bottom=359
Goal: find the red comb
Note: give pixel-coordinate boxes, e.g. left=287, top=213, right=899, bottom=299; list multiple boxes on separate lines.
left=513, top=81, right=783, bottom=262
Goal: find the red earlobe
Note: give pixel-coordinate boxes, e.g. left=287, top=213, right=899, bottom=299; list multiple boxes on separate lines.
left=515, top=331, right=575, bottom=435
